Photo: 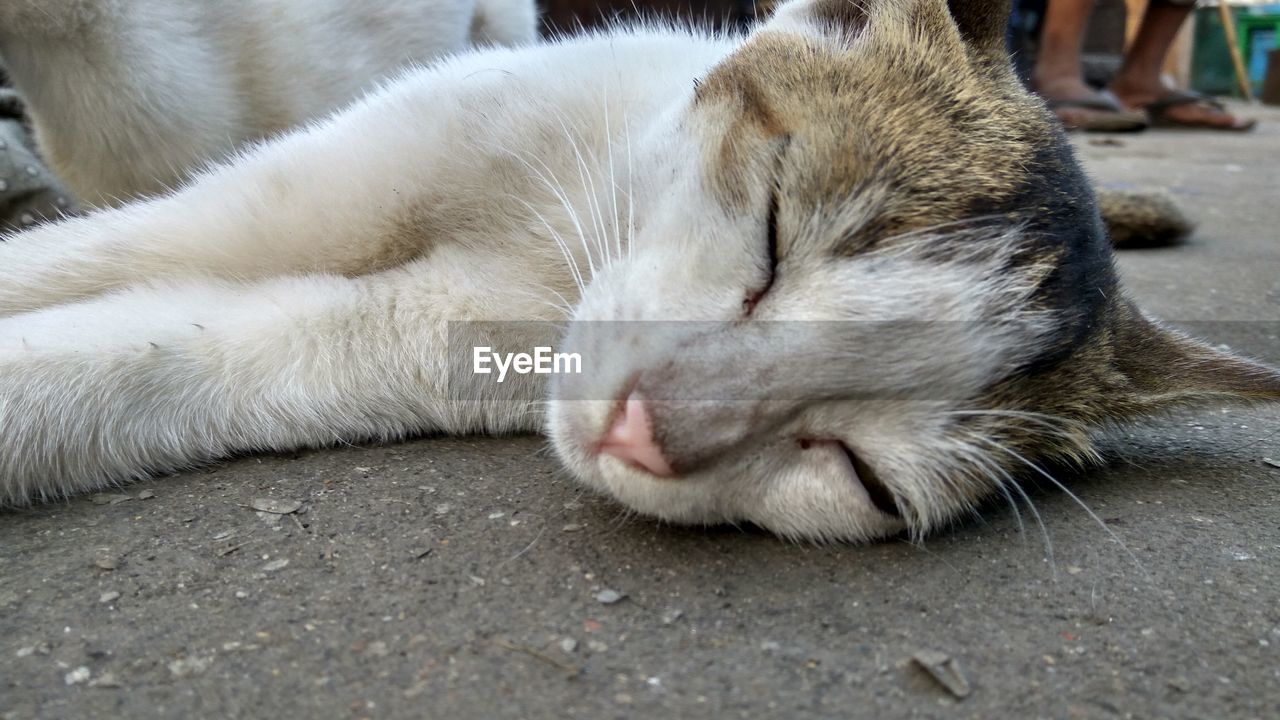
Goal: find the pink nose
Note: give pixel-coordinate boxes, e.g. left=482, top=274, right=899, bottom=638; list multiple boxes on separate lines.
left=597, top=391, right=675, bottom=477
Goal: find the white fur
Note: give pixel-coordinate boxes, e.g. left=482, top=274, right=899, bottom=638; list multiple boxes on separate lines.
left=0, top=1, right=1051, bottom=541
left=0, top=0, right=536, bottom=206
left=0, top=25, right=736, bottom=498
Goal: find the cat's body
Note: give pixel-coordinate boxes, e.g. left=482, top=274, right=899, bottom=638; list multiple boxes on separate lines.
left=1, top=0, right=1277, bottom=542
left=0, top=0, right=537, bottom=207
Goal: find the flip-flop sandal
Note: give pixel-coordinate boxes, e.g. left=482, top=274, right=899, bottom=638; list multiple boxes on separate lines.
left=1045, top=90, right=1149, bottom=133
left=1142, top=90, right=1257, bottom=131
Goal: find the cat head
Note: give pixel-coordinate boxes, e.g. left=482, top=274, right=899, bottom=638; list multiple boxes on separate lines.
left=545, top=0, right=1280, bottom=541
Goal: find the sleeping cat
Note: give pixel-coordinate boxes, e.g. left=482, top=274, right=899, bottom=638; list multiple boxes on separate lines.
left=1, top=0, right=1277, bottom=542
left=0, top=0, right=536, bottom=207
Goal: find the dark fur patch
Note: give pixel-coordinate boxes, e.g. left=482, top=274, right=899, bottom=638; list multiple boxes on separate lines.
left=695, top=68, right=790, bottom=208
left=978, top=130, right=1117, bottom=374
left=806, top=0, right=872, bottom=37
left=944, top=0, right=1012, bottom=56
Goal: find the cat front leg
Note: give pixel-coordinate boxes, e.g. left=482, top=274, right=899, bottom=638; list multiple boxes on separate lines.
left=0, top=67, right=510, bottom=317
left=0, top=267, right=543, bottom=505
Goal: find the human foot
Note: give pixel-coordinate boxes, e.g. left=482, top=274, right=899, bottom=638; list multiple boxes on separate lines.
left=1110, top=81, right=1256, bottom=131
left=1031, top=75, right=1148, bottom=132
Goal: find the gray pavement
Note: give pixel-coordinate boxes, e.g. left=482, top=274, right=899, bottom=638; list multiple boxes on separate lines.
left=3, top=103, right=1280, bottom=720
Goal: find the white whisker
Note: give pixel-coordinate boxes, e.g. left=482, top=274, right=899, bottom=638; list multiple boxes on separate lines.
left=944, top=409, right=1086, bottom=440
left=602, top=97, right=622, bottom=266
left=506, top=285, right=575, bottom=320
left=624, top=116, right=635, bottom=261
left=970, top=435, right=1149, bottom=580
left=553, top=114, right=610, bottom=273
left=952, top=441, right=1027, bottom=542
left=955, top=433, right=1057, bottom=575
left=510, top=195, right=586, bottom=293
left=481, top=138, right=597, bottom=284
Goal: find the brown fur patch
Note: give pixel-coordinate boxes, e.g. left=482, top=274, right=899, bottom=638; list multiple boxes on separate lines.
left=1096, top=189, right=1192, bottom=248
left=694, top=1, right=1280, bottom=513
left=694, top=67, right=792, bottom=208
left=372, top=153, right=539, bottom=275
left=973, top=297, right=1280, bottom=488
left=695, top=18, right=1048, bottom=252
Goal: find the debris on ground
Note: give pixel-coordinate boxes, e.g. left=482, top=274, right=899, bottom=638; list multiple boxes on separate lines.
left=168, top=656, right=213, bottom=678
left=249, top=498, right=303, bottom=515
left=1262, top=457, right=1280, bottom=469
left=559, top=638, right=578, bottom=653
left=493, top=638, right=580, bottom=675
left=661, top=609, right=684, bottom=625
left=403, top=681, right=429, bottom=698
left=137, top=490, right=156, bottom=500
left=99, top=591, right=121, bottom=604
left=93, top=556, right=119, bottom=571
left=910, top=650, right=972, bottom=699
left=595, top=589, right=625, bottom=605
left=91, top=494, right=133, bottom=506
left=64, top=666, right=91, bottom=685
left=88, top=673, right=121, bottom=689
left=217, top=543, right=246, bottom=558
left=261, top=558, right=290, bottom=573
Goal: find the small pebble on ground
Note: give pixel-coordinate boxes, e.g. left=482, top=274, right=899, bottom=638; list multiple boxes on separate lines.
left=595, top=589, right=625, bottom=605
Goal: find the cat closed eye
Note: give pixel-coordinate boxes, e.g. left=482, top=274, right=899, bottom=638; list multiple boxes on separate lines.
left=743, top=189, right=781, bottom=316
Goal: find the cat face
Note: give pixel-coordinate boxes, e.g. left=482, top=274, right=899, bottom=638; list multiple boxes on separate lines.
left=546, top=0, right=1280, bottom=541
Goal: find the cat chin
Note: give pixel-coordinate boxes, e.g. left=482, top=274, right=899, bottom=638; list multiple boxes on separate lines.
left=547, top=406, right=909, bottom=543
left=591, top=459, right=730, bottom=522
left=587, top=458, right=910, bottom=543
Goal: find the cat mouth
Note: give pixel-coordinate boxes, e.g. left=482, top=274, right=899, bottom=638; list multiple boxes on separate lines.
left=582, top=382, right=904, bottom=522
left=797, top=438, right=902, bottom=519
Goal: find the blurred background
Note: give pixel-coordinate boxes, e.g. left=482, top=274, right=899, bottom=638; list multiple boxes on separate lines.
left=1, top=0, right=1276, bottom=233
left=538, top=0, right=1279, bottom=102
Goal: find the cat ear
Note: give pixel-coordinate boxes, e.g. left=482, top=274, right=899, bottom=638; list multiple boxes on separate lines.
left=1106, top=302, right=1280, bottom=416
left=762, top=0, right=1010, bottom=62
left=942, top=0, right=1012, bottom=61
left=760, top=0, right=873, bottom=43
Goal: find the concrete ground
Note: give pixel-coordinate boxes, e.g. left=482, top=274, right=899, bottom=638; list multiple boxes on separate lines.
left=3, top=103, right=1279, bottom=720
